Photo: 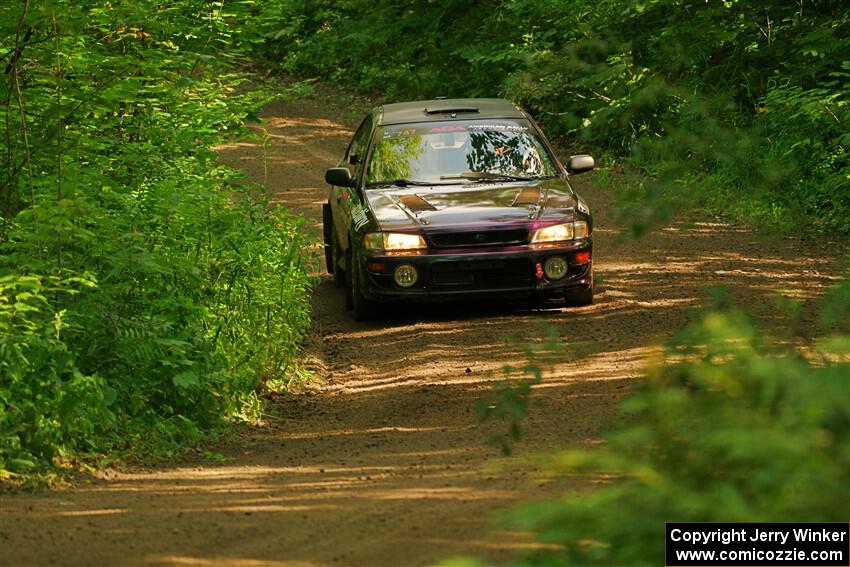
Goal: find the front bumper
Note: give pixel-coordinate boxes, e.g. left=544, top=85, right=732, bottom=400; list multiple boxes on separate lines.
left=358, top=240, right=592, bottom=303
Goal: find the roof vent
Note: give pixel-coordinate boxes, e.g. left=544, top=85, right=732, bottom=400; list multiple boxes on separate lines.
left=424, top=106, right=479, bottom=115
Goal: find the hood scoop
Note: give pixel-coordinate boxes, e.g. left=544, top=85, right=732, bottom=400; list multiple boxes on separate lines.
left=511, top=187, right=541, bottom=207
left=398, top=194, right=437, bottom=212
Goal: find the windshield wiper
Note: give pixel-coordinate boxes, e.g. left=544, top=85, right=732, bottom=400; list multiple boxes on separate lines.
left=367, top=179, right=430, bottom=187
left=439, top=172, right=541, bottom=182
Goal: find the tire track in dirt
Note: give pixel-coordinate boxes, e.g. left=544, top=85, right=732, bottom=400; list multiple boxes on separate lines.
left=2, top=94, right=845, bottom=567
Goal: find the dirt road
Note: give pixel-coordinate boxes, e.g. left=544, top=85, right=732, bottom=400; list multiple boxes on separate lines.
left=1, top=94, right=845, bottom=567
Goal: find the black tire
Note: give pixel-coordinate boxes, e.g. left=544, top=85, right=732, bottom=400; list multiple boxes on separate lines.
left=344, top=247, right=354, bottom=311
left=346, top=246, right=377, bottom=321
left=332, top=229, right=345, bottom=288
left=322, top=203, right=334, bottom=274
left=565, top=268, right=594, bottom=306
left=565, top=284, right=594, bottom=306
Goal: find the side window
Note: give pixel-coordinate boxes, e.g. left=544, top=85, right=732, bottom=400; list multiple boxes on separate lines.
left=345, top=115, right=373, bottom=177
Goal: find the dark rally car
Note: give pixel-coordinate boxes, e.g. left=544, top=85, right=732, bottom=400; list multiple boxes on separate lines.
left=322, top=98, right=596, bottom=320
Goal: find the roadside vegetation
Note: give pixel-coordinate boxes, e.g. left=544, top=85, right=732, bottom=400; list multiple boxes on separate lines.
left=1, top=1, right=311, bottom=482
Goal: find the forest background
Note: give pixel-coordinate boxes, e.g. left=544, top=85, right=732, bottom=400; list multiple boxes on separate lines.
left=1, top=1, right=848, bottom=563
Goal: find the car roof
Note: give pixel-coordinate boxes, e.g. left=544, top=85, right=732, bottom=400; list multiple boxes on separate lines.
left=377, top=98, right=527, bottom=126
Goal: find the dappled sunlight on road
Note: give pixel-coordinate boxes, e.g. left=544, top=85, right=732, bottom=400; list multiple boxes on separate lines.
left=147, top=557, right=324, bottom=567
left=55, top=508, right=129, bottom=517
left=6, top=409, right=583, bottom=566
left=4, top=93, right=846, bottom=567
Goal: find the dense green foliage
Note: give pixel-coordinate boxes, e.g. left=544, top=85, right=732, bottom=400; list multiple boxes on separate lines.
left=249, top=0, right=850, bottom=232
left=443, top=289, right=850, bottom=567
left=1, top=1, right=310, bottom=477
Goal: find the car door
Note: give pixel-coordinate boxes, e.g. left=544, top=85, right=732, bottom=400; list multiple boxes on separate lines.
left=332, top=113, right=374, bottom=252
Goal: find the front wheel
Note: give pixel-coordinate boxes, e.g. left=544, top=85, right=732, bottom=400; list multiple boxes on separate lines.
left=322, top=203, right=334, bottom=274
left=332, top=229, right=345, bottom=288
left=565, top=268, right=594, bottom=306
left=345, top=247, right=378, bottom=321
left=565, top=284, right=594, bottom=306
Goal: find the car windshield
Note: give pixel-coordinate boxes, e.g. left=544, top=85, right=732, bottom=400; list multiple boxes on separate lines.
left=365, top=119, right=559, bottom=186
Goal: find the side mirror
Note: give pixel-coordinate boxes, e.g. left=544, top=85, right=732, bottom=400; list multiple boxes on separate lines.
left=325, top=167, right=354, bottom=187
left=567, top=154, right=595, bottom=175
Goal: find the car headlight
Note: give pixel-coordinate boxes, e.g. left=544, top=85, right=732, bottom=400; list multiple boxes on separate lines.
left=364, top=232, right=427, bottom=250
left=531, top=221, right=589, bottom=244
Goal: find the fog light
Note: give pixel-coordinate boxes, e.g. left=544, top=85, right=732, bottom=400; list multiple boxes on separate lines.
left=393, top=263, right=418, bottom=287
left=543, top=256, right=568, bottom=280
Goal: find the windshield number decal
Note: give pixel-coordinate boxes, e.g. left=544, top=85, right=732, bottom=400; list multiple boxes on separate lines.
left=467, top=124, right=528, bottom=132
left=384, top=128, right=418, bottom=138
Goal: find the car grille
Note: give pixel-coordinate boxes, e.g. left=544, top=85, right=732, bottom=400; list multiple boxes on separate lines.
left=430, top=258, right=534, bottom=289
left=427, top=229, right=528, bottom=249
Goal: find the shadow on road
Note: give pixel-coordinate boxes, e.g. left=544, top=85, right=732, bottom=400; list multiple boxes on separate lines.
left=2, top=93, right=846, bottom=567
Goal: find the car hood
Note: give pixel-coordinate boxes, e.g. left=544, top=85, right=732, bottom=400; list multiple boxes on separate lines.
left=364, top=178, right=579, bottom=231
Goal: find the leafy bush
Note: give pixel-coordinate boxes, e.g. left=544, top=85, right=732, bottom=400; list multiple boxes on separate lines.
left=0, top=275, right=110, bottom=470
left=0, top=1, right=311, bottom=477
